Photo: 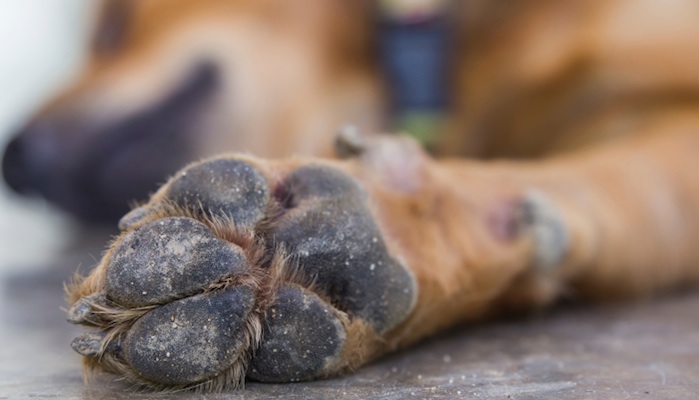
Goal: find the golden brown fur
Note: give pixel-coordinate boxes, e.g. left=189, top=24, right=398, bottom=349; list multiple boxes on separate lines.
left=444, top=0, right=699, bottom=158
left=53, top=0, right=383, bottom=158
left=59, top=0, right=699, bottom=390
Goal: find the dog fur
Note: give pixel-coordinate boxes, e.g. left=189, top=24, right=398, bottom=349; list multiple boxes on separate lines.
left=6, top=0, right=699, bottom=391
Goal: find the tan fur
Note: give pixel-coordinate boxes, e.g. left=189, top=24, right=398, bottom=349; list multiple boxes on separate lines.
left=352, top=131, right=699, bottom=348
left=63, top=0, right=699, bottom=390
left=40, top=0, right=383, bottom=160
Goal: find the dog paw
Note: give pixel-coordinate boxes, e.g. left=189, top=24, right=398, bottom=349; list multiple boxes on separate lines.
left=67, top=157, right=417, bottom=390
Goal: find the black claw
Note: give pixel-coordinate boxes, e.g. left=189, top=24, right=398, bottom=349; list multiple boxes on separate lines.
left=123, top=287, right=255, bottom=386
left=106, top=217, right=248, bottom=308
left=165, top=159, right=269, bottom=228
left=274, top=166, right=416, bottom=333
left=248, top=285, right=346, bottom=382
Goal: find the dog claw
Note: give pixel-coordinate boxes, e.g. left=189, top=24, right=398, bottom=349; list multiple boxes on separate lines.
left=518, top=190, right=569, bottom=271
left=334, top=125, right=366, bottom=159
left=67, top=292, right=107, bottom=325
left=67, top=299, right=93, bottom=325
left=71, top=332, right=109, bottom=358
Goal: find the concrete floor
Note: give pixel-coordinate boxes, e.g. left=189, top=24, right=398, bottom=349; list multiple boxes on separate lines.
left=1, top=4, right=698, bottom=398
left=1, top=227, right=699, bottom=400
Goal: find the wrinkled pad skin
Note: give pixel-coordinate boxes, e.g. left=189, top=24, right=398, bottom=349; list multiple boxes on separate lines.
left=106, top=217, right=248, bottom=307
left=166, top=159, right=269, bottom=227
left=248, top=285, right=346, bottom=382
left=273, top=166, right=416, bottom=333
left=124, top=287, right=255, bottom=386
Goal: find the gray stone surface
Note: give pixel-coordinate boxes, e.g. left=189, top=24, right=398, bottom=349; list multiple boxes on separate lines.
left=1, top=3, right=696, bottom=399
left=1, top=229, right=699, bottom=399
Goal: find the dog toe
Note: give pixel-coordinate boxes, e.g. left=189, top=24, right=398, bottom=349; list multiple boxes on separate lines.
left=248, top=284, right=346, bottom=382
left=165, top=159, right=269, bottom=227
left=68, top=157, right=417, bottom=391
left=123, top=287, right=255, bottom=386
left=105, top=217, right=248, bottom=308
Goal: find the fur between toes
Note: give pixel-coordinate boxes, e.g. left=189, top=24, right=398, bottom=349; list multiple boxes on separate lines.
left=67, top=160, right=417, bottom=392
left=67, top=206, right=289, bottom=392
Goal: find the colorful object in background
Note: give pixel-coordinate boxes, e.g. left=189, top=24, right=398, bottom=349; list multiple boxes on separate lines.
left=378, top=0, right=450, bottom=147
left=378, top=0, right=448, bottom=23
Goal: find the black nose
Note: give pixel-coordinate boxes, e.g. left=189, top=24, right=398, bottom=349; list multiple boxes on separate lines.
left=2, top=124, right=59, bottom=197
left=2, top=134, right=31, bottom=194
left=1, top=126, right=125, bottom=222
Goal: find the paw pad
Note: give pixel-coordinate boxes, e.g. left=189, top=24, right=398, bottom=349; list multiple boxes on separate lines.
left=166, top=158, right=269, bottom=226
left=273, top=166, right=415, bottom=333
left=248, top=284, right=347, bottom=382
left=106, top=217, right=248, bottom=308
left=68, top=158, right=416, bottom=390
left=123, top=287, right=255, bottom=386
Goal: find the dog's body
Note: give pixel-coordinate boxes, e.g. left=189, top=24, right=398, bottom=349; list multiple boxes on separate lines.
left=446, top=0, right=699, bottom=158
left=6, top=0, right=699, bottom=217
left=3, top=0, right=384, bottom=220
left=6, top=0, right=699, bottom=390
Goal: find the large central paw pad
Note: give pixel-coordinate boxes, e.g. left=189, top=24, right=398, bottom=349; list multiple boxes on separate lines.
left=68, top=157, right=416, bottom=391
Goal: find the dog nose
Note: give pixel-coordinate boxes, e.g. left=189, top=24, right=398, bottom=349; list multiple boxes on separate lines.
left=2, top=134, right=32, bottom=194
left=2, top=125, right=56, bottom=195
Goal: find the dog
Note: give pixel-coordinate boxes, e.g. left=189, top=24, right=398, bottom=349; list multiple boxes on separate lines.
left=2, top=0, right=384, bottom=221
left=8, top=0, right=699, bottom=391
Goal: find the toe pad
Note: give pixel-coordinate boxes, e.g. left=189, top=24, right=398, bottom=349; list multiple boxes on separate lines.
left=105, top=217, right=248, bottom=308
left=123, top=287, right=255, bottom=386
left=248, top=285, right=346, bottom=382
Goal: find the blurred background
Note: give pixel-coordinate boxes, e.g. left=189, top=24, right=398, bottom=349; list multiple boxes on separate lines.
left=0, top=3, right=108, bottom=398
left=2, top=1, right=699, bottom=398
left=0, top=0, right=93, bottom=269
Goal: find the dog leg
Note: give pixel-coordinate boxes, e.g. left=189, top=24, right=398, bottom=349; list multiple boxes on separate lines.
left=66, top=132, right=699, bottom=391
left=432, top=130, right=699, bottom=308
left=499, top=131, right=699, bottom=303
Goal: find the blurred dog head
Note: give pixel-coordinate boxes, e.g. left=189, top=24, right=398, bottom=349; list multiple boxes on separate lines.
left=2, top=0, right=382, bottom=221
